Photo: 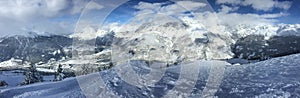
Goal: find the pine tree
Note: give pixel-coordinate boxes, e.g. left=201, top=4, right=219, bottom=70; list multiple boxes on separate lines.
left=21, top=64, right=43, bottom=85
left=54, top=64, right=64, bottom=81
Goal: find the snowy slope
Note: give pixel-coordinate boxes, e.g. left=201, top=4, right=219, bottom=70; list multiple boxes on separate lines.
left=0, top=58, right=30, bottom=70
left=1, top=53, right=300, bottom=98
left=0, top=78, right=85, bottom=98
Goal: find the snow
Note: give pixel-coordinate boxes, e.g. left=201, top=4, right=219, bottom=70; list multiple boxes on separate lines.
left=61, top=49, right=111, bottom=64
left=1, top=9, right=300, bottom=97
left=225, top=24, right=279, bottom=40
left=277, top=24, right=300, bottom=36
left=36, top=68, right=55, bottom=73
left=0, top=59, right=18, bottom=68
left=52, top=50, right=61, bottom=55
left=0, top=58, right=29, bottom=69
left=0, top=59, right=57, bottom=73
left=0, top=70, right=55, bottom=88
left=1, top=54, right=300, bottom=97
left=69, top=16, right=300, bottom=65
left=225, top=24, right=300, bottom=41
left=70, top=26, right=109, bottom=40
left=0, top=70, right=25, bottom=88
left=66, top=23, right=300, bottom=43
left=0, top=77, right=84, bottom=98
left=112, top=20, right=235, bottom=64
left=69, top=16, right=300, bottom=64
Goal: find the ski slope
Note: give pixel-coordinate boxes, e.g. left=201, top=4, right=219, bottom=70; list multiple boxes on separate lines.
left=1, top=54, right=300, bottom=98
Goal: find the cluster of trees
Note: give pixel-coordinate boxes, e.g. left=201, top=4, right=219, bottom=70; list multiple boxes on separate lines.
left=21, top=64, right=64, bottom=85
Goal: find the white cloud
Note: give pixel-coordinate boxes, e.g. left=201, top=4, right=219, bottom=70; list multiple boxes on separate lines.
left=134, top=1, right=206, bottom=17
left=216, top=12, right=286, bottom=26
left=129, top=1, right=209, bottom=29
left=72, top=0, right=103, bottom=14
left=85, top=1, right=103, bottom=11
left=125, top=0, right=292, bottom=34
left=216, top=0, right=241, bottom=5
left=242, top=0, right=276, bottom=11
left=213, top=0, right=292, bottom=26
left=0, top=0, right=103, bottom=36
left=176, top=1, right=207, bottom=11
left=216, top=0, right=292, bottom=11
left=134, top=2, right=162, bottom=10
left=260, top=12, right=289, bottom=19
left=215, top=5, right=289, bottom=26
left=275, top=1, right=293, bottom=10
left=0, top=0, right=96, bottom=21
left=219, top=5, right=239, bottom=13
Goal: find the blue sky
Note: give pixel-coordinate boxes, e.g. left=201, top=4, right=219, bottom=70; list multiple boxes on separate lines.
left=208, top=0, right=299, bottom=24
left=104, top=0, right=299, bottom=24
left=0, top=0, right=298, bottom=36
left=278, top=0, right=300, bottom=23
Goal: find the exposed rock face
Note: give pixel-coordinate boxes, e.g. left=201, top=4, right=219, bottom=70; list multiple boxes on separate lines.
left=232, top=35, right=300, bottom=60
left=95, top=32, right=115, bottom=53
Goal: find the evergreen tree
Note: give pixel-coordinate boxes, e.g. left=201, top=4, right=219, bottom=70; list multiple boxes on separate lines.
left=54, top=64, right=64, bottom=81
left=21, top=64, right=43, bottom=85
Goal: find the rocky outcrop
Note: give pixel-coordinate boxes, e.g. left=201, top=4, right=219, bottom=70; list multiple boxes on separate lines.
left=95, top=32, right=115, bottom=53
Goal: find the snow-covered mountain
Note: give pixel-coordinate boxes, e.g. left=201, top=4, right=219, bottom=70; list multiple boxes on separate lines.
left=226, top=24, right=300, bottom=39
left=226, top=24, right=300, bottom=60
left=112, top=21, right=234, bottom=65
left=232, top=35, right=300, bottom=60
left=277, top=24, right=300, bottom=36
left=0, top=21, right=299, bottom=72
left=71, top=21, right=300, bottom=63
left=1, top=22, right=300, bottom=72
left=0, top=34, right=113, bottom=75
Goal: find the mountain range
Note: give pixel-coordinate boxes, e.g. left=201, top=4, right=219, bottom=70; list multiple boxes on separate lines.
left=0, top=23, right=300, bottom=72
